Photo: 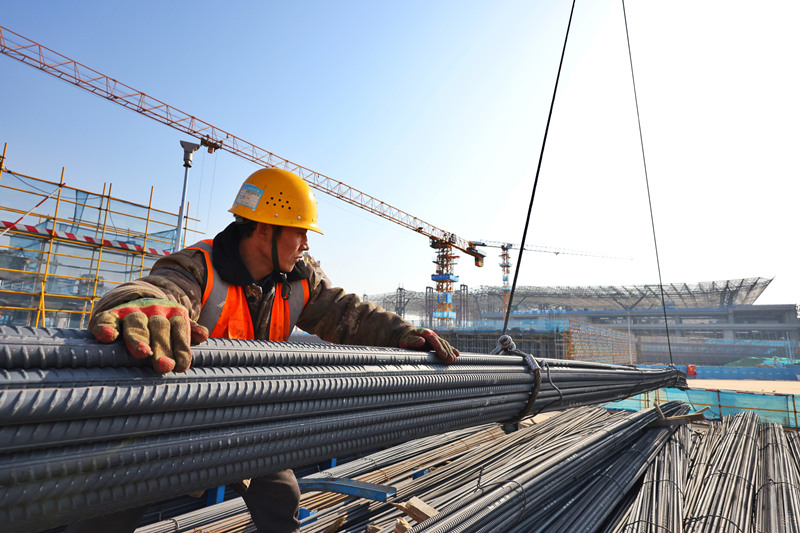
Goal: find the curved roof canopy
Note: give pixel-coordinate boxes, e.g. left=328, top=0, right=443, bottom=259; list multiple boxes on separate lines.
left=475, top=277, right=773, bottom=310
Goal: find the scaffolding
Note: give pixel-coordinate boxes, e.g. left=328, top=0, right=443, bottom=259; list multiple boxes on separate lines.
left=561, top=319, right=637, bottom=364
left=0, top=145, right=201, bottom=328
left=437, top=319, right=636, bottom=364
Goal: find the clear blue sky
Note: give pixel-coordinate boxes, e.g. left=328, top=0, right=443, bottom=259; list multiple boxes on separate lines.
left=1, top=1, right=798, bottom=306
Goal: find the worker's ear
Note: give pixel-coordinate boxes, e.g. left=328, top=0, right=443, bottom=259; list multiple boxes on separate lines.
left=254, top=222, right=273, bottom=242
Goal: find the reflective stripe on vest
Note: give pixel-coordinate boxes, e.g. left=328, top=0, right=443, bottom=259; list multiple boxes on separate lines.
left=187, top=240, right=309, bottom=341
left=269, top=279, right=310, bottom=341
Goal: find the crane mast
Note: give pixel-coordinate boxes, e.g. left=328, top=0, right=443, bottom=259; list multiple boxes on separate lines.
left=0, top=25, right=485, bottom=325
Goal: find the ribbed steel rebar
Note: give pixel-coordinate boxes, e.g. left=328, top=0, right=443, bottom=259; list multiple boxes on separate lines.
left=787, top=431, right=800, bottom=481
left=0, top=327, right=685, bottom=532
left=512, top=405, right=690, bottom=533
left=755, top=423, right=800, bottom=533
left=136, top=425, right=502, bottom=533
left=684, top=411, right=760, bottom=533
left=324, top=407, right=619, bottom=533
left=603, top=424, right=691, bottom=533
left=398, top=402, right=685, bottom=533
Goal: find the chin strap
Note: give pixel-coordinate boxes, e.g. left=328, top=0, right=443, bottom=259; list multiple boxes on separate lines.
left=271, top=225, right=291, bottom=301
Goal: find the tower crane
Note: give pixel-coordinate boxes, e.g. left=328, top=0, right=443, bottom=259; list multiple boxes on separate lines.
left=0, top=25, right=484, bottom=325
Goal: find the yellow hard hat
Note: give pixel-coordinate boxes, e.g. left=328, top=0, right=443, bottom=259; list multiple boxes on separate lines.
left=229, top=168, right=322, bottom=234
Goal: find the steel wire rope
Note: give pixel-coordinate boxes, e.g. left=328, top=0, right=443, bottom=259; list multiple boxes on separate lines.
left=501, top=0, right=576, bottom=338
left=621, top=0, right=674, bottom=367
left=527, top=359, right=562, bottom=417
left=2, top=170, right=57, bottom=195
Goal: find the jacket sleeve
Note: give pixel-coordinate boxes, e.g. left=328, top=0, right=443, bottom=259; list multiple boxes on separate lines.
left=90, top=248, right=208, bottom=321
left=295, top=261, right=416, bottom=347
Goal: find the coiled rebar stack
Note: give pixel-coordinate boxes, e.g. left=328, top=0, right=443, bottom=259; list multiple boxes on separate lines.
left=0, top=326, right=686, bottom=532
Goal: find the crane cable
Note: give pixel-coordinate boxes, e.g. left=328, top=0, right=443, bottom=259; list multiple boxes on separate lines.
left=502, top=0, right=576, bottom=337
left=622, top=0, right=675, bottom=367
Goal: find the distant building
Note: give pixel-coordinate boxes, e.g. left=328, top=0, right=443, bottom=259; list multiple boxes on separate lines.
left=366, top=277, right=800, bottom=365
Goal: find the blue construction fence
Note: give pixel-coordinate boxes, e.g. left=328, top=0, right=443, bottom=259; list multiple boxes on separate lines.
left=638, top=364, right=800, bottom=381
left=607, top=387, right=800, bottom=429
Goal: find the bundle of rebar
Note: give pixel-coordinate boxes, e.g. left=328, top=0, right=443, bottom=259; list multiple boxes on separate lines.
left=788, top=431, right=800, bottom=478
left=145, top=409, right=800, bottom=533
left=0, top=326, right=686, bottom=532
left=136, top=424, right=505, bottom=533
left=396, top=402, right=686, bottom=533
left=755, top=423, right=800, bottom=533
left=288, top=403, right=685, bottom=533
left=300, top=406, right=624, bottom=533
left=602, top=424, right=691, bottom=533
left=520, top=406, right=690, bottom=533
left=684, top=411, right=760, bottom=533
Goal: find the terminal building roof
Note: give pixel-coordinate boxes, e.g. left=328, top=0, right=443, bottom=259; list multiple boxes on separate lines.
left=366, top=277, right=774, bottom=314
left=498, top=277, right=773, bottom=310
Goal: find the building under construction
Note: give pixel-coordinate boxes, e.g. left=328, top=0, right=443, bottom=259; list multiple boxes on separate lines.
left=0, top=147, right=200, bottom=330
left=367, top=278, right=800, bottom=366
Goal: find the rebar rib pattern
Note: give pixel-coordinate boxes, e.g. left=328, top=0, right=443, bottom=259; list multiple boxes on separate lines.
left=0, top=326, right=686, bottom=532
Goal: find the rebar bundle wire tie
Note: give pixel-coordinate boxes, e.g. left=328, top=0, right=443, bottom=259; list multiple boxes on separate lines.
left=684, top=513, right=745, bottom=533
left=491, top=338, right=541, bottom=425
left=699, top=470, right=757, bottom=493
left=639, top=477, right=686, bottom=499
left=755, top=479, right=800, bottom=496
left=471, top=478, right=529, bottom=526
left=619, top=519, right=674, bottom=533
left=531, top=360, right=563, bottom=416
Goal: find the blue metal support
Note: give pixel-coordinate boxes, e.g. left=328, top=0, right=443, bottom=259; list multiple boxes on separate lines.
left=298, top=508, right=317, bottom=521
left=297, top=478, right=396, bottom=502
left=205, top=485, right=225, bottom=506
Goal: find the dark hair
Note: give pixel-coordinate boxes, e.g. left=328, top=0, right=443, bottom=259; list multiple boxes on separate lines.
left=234, top=216, right=258, bottom=237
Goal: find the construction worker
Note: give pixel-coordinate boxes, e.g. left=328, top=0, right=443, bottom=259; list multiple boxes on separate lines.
left=69, top=167, right=459, bottom=533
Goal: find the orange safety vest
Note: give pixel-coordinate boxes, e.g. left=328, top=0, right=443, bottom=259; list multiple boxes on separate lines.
left=187, top=240, right=310, bottom=341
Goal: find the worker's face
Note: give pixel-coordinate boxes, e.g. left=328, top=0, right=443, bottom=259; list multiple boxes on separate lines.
left=274, top=226, right=309, bottom=272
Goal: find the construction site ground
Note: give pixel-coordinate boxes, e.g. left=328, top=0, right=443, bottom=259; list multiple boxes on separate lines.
left=688, top=378, right=800, bottom=394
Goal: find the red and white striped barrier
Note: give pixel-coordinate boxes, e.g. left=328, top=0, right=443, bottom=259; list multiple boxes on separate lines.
left=1, top=220, right=172, bottom=256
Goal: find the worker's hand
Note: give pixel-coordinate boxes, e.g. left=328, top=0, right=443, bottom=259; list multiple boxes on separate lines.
left=88, top=298, right=209, bottom=373
left=399, top=328, right=459, bottom=363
